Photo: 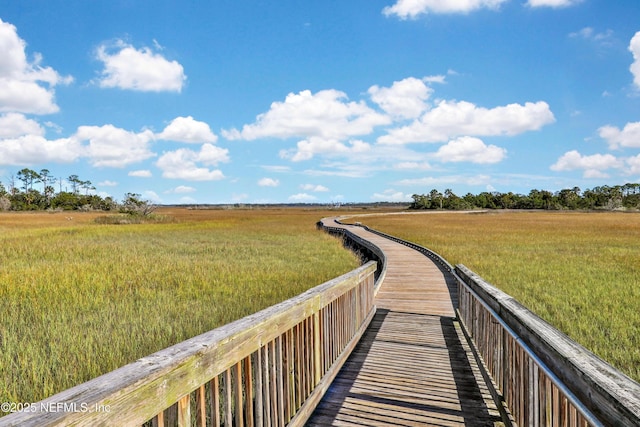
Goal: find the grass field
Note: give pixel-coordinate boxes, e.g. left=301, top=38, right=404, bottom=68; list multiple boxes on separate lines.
left=0, top=208, right=361, bottom=408
left=343, top=210, right=640, bottom=383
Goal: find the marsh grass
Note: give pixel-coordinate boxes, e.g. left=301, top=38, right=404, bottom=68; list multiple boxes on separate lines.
left=0, top=208, right=360, bottom=407
left=350, top=211, right=640, bottom=382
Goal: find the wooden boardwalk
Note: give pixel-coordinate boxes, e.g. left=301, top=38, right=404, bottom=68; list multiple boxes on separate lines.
left=307, top=219, right=503, bottom=426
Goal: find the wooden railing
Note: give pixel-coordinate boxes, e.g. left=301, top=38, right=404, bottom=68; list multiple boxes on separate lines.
left=0, top=261, right=377, bottom=427
left=346, top=222, right=640, bottom=426
left=456, top=265, right=640, bottom=427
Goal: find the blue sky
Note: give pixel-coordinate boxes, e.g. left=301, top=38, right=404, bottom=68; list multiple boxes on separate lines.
left=0, top=0, right=639, bottom=204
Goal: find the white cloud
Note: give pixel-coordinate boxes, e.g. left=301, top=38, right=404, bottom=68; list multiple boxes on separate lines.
left=258, top=178, right=280, bottom=187
left=393, top=161, right=431, bottom=170
left=301, top=184, right=329, bottom=192
left=0, top=134, right=81, bottom=166
left=0, top=18, right=72, bottom=114
left=383, top=0, right=508, bottom=19
left=157, top=116, right=217, bottom=143
left=142, top=190, right=161, bottom=203
left=630, top=32, right=640, bottom=89
left=98, top=180, right=118, bottom=187
left=222, top=89, right=390, bottom=141
left=0, top=113, right=44, bottom=138
left=569, top=27, right=614, bottom=46
left=424, top=74, right=447, bottom=84
left=434, top=136, right=506, bottom=164
left=368, top=77, right=433, bottom=119
left=156, top=143, right=228, bottom=180
left=371, top=189, right=412, bottom=202
left=166, top=185, right=196, bottom=194
left=129, top=170, right=152, bottom=177
left=280, top=137, right=371, bottom=162
left=262, top=165, right=291, bottom=173
left=378, top=100, right=555, bottom=144
left=598, top=122, right=640, bottom=149
left=550, top=150, right=622, bottom=177
left=75, top=125, right=156, bottom=168
left=95, top=40, right=186, bottom=92
left=288, top=193, right=316, bottom=202
left=526, top=0, right=583, bottom=7
left=198, top=143, right=230, bottom=165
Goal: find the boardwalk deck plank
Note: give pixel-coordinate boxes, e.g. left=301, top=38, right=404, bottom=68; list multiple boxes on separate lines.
left=307, top=219, right=502, bottom=426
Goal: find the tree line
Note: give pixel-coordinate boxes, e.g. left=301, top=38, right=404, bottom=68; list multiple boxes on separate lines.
left=0, top=168, right=150, bottom=214
left=410, top=184, right=640, bottom=211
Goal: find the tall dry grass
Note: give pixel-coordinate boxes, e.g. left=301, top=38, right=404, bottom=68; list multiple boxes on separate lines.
left=0, top=208, right=360, bottom=407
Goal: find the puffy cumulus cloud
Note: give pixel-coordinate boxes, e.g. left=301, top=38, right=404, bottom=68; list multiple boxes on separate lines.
left=258, top=178, right=280, bottom=187
left=0, top=18, right=72, bottom=114
left=526, top=0, right=583, bottom=7
left=0, top=113, right=44, bottom=138
left=288, top=193, right=316, bottom=202
left=95, top=40, right=186, bottom=92
left=156, top=143, right=228, bottom=181
left=75, top=125, right=156, bottom=168
left=301, top=184, right=329, bottom=192
left=434, top=136, right=506, bottom=164
left=383, top=0, right=508, bottom=19
left=371, top=189, right=412, bottom=202
left=280, top=137, right=371, bottom=162
left=598, top=122, right=640, bottom=149
left=378, top=100, right=554, bottom=144
left=157, top=116, right=217, bottom=143
left=630, top=32, right=640, bottom=89
left=222, top=89, right=390, bottom=141
left=550, top=150, right=622, bottom=177
left=368, top=77, right=433, bottom=119
left=129, top=170, right=152, bottom=177
left=0, top=134, right=82, bottom=166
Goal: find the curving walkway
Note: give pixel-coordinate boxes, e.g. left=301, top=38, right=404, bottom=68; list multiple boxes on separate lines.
left=306, top=218, right=503, bottom=426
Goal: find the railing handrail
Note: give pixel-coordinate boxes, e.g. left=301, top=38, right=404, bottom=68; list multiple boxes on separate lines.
left=0, top=261, right=377, bottom=426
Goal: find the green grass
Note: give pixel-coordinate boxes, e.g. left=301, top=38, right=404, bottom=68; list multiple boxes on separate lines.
left=348, top=211, right=640, bottom=382
left=0, top=208, right=360, bottom=407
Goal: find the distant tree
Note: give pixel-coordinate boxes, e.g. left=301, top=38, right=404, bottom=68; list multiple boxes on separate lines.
left=68, top=174, right=81, bottom=194
left=17, top=168, right=39, bottom=193
left=121, top=193, right=156, bottom=216
left=429, top=189, right=443, bottom=209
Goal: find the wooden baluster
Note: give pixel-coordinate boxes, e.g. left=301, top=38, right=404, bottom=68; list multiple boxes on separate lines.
left=195, top=384, right=207, bottom=427
left=210, top=376, right=221, bottom=427
left=177, top=394, right=190, bottom=427
left=224, top=369, right=233, bottom=426
left=244, top=355, right=255, bottom=427
left=235, top=361, right=244, bottom=426
left=254, top=350, right=264, bottom=427
left=262, top=345, right=272, bottom=427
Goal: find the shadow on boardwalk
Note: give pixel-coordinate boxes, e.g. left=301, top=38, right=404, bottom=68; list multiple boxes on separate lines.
left=307, top=309, right=502, bottom=426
